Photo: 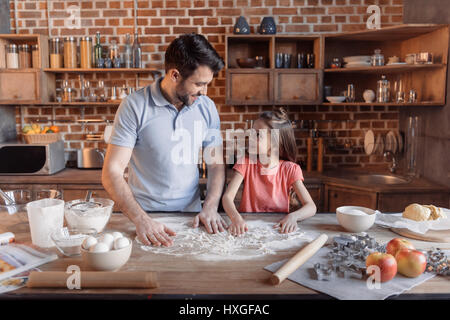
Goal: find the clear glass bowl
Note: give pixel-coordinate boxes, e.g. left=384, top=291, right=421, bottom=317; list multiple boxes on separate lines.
left=51, top=227, right=97, bottom=256
left=0, top=189, right=62, bottom=222
left=0, top=189, right=31, bottom=218
left=64, top=198, right=114, bottom=233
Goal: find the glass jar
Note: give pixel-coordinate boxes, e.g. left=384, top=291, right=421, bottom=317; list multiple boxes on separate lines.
left=376, top=75, right=390, bottom=103
left=331, top=57, right=341, bottom=68
left=109, top=40, right=119, bottom=61
left=31, top=44, right=39, bottom=68
left=63, top=87, right=73, bottom=102
left=371, top=48, right=385, bottom=66
left=18, top=44, right=31, bottom=68
left=6, top=44, right=19, bottom=69
left=64, top=37, right=77, bottom=68
left=49, top=38, right=63, bottom=68
left=80, top=36, right=92, bottom=69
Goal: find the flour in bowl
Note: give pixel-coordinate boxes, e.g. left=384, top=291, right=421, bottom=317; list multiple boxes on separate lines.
left=137, top=216, right=316, bottom=261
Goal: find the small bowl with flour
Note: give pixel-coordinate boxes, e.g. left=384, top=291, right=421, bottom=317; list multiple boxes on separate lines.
left=336, top=206, right=376, bottom=232
left=64, top=198, right=114, bottom=233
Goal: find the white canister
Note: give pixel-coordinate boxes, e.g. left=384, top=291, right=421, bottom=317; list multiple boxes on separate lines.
left=363, top=89, right=375, bottom=103
left=26, top=198, right=65, bottom=248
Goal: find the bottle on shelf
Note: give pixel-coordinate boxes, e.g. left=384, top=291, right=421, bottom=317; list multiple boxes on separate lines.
left=94, top=31, right=103, bottom=68
left=132, top=29, right=142, bottom=68
left=123, top=33, right=133, bottom=68
left=6, top=44, right=19, bottom=69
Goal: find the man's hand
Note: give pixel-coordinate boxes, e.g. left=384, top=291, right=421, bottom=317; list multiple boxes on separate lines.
left=273, top=214, right=298, bottom=234
left=134, top=215, right=176, bottom=247
left=193, top=207, right=228, bottom=234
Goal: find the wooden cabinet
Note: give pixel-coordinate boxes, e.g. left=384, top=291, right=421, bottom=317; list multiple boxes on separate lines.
left=0, top=34, right=54, bottom=104
left=226, top=69, right=273, bottom=105
left=274, top=69, right=323, bottom=105
left=325, top=185, right=377, bottom=212
left=324, top=184, right=450, bottom=212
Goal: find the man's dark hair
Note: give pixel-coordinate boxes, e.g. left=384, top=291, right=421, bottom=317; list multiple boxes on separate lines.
left=165, top=33, right=224, bottom=78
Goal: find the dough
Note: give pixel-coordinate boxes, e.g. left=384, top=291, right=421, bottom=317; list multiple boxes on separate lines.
left=402, top=203, right=431, bottom=221
left=424, top=204, right=447, bottom=220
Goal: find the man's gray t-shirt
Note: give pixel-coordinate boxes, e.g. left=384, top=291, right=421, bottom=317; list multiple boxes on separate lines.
left=109, top=78, right=222, bottom=212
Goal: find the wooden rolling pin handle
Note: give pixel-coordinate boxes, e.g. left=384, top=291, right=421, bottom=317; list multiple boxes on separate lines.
left=27, top=271, right=159, bottom=289
left=270, top=234, right=328, bottom=285
left=317, top=137, right=323, bottom=173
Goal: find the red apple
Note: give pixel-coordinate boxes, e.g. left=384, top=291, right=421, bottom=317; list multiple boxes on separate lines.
left=366, top=252, right=397, bottom=282
left=395, top=249, right=427, bottom=278
left=386, top=238, right=415, bottom=257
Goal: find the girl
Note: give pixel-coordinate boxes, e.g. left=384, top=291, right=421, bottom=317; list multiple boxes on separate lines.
left=222, top=108, right=317, bottom=236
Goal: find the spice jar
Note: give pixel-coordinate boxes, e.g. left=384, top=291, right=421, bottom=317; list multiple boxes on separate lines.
left=109, top=40, right=119, bottom=60
left=63, top=87, right=73, bottom=102
left=64, top=37, right=77, bottom=68
left=80, top=36, right=92, bottom=69
left=6, top=44, right=19, bottom=69
left=31, top=44, right=39, bottom=68
left=18, top=44, right=31, bottom=68
left=49, top=38, right=63, bottom=68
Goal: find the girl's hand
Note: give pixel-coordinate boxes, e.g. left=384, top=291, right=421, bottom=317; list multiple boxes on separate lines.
left=274, top=214, right=298, bottom=234
left=228, top=216, right=248, bottom=236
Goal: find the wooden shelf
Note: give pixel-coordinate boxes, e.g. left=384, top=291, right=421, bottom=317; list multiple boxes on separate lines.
left=324, top=64, right=446, bottom=73
left=43, top=68, right=161, bottom=74
left=0, top=102, right=121, bottom=106
left=322, top=101, right=444, bottom=106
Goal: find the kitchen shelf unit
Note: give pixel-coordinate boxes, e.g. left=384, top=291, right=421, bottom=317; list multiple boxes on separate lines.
left=0, top=34, right=55, bottom=104
left=323, top=24, right=449, bottom=106
left=225, top=34, right=323, bottom=105
left=225, top=24, right=449, bottom=107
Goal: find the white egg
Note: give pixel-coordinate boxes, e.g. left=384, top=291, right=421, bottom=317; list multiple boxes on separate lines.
left=112, top=231, right=123, bottom=241
left=99, top=233, right=114, bottom=250
left=114, top=237, right=130, bottom=250
left=89, top=242, right=110, bottom=253
left=82, top=236, right=98, bottom=250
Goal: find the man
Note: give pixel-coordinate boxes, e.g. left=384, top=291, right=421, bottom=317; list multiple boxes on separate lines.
left=102, top=33, right=227, bottom=247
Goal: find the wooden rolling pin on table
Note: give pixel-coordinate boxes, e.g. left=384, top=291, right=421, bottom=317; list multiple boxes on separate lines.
left=270, top=234, right=328, bottom=285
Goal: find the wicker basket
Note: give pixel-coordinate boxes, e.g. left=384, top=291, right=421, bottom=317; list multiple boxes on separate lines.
left=23, top=133, right=61, bottom=144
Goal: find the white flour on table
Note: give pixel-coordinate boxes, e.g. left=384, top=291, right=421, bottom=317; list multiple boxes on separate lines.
left=136, top=216, right=316, bottom=261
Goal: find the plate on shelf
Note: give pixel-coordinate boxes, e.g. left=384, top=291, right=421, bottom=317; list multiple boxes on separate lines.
left=343, top=56, right=371, bottom=63
left=326, top=96, right=346, bottom=103
left=386, top=62, right=407, bottom=65
left=373, top=134, right=385, bottom=155
left=385, top=130, right=398, bottom=154
left=395, top=131, right=403, bottom=153
left=344, top=62, right=372, bottom=68
left=364, top=130, right=375, bottom=155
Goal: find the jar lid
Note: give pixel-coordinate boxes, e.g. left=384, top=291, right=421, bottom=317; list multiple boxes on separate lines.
left=7, top=43, right=17, bottom=48
left=32, top=44, right=38, bottom=49
left=18, top=44, right=30, bottom=50
left=81, top=36, right=92, bottom=41
left=51, top=38, right=61, bottom=42
left=65, top=36, right=76, bottom=41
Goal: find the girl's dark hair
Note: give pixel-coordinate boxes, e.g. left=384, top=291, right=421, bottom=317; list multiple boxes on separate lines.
left=165, top=33, right=224, bottom=78
left=259, top=107, right=297, bottom=163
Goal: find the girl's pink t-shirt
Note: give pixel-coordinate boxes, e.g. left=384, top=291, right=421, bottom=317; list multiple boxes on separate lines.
left=232, top=157, right=304, bottom=213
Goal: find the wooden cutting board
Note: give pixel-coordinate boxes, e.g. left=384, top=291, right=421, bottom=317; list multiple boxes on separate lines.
left=390, top=228, right=450, bottom=243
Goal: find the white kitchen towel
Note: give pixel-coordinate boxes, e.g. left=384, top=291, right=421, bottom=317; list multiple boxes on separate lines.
left=264, top=247, right=447, bottom=300
left=375, top=208, right=450, bottom=234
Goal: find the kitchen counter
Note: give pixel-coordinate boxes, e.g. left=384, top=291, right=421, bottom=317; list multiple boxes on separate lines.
left=1, top=212, right=449, bottom=299
left=0, top=167, right=447, bottom=192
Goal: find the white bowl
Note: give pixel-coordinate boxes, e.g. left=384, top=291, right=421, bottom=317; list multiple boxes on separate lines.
left=81, top=238, right=132, bottom=271
left=326, top=96, right=346, bottom=103
left=336, top=206, right=376, bottom=232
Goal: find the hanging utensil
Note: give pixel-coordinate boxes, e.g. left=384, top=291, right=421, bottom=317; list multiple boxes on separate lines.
left=0, top=188, right=15, bottom=206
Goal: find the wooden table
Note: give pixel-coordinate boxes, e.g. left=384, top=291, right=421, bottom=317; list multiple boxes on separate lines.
left=1, top=212, right=449, bottom=300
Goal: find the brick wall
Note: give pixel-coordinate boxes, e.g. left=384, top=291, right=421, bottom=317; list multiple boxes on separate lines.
left=9, top=0, right=404, bottom=168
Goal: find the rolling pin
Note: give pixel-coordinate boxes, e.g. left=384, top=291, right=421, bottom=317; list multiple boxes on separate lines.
left=317, top=137, right=323, bottom=173
left=270, top=234, right=328, bottom=285
left=306, top=137, right=313, bottom=172
left=27, top=271, right=159, bottom=289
